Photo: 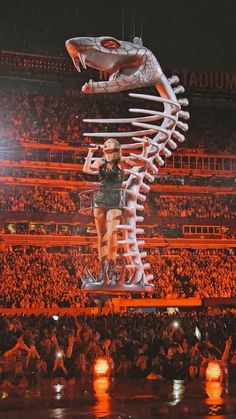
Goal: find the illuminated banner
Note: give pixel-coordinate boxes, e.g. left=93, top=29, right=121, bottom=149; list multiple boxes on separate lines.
left=172, top=70, right=236, bottom=91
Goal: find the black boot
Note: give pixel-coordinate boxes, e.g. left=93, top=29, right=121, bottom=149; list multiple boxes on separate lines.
left=98, top=259, right=106, bottom=282
left=108, top=260, right=117, bottom=284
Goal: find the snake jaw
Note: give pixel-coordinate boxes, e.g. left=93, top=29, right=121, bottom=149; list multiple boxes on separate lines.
left=81, top=60, right=162, bottom=94
left=66, top=36, right=163, bottom=93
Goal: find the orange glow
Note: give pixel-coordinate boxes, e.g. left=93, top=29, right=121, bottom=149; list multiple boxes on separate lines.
left=205, top=382, right=223, bottom=406
left=93, top=377, right=110, bottom=416
left=94, top=357, right=110, bottom=377
left=206, top=361, right=222, bottom=382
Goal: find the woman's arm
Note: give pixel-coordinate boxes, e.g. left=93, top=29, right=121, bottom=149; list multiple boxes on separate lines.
left=83, top=146, right=103, bottom=174
left=66, top=335, right=75, bottom=358
left=221, top=336, right=232, bottom=363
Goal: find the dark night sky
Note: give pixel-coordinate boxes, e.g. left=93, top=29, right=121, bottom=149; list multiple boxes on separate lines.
left=0, top=0, right=235, bottom=71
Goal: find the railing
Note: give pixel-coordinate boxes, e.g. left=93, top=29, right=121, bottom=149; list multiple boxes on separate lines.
left=165, top=153, right=236, bottom=174
left=1, top=234, right=236, bottom=248
left=0, top=151, right=235, bottom=176
left=0, top=297, right=235, bottom=313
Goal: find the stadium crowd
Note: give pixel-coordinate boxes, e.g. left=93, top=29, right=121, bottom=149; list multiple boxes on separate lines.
left=153, top=194, right=236, bottom=218
left=0, top=165, right=235, bottom=188
left=0, top=186, right=235, bottom=220
left=0, top=90, right=130, bottom=144
left=0, top=89, right=235, bottom=151
left=0, top=247, right=235, bottom=309
left=0, top=55, right=235, bottom=396
left=0, top=247, right=95, bottom=309
left=150, top=248, right=236, bottom=298
left=0, top=310, right=235, bottom=385
left=0, top=186, right=76, bottom=213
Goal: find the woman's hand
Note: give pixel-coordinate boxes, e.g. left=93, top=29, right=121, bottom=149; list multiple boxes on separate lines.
left=83, top=144, right=103, bottom=174
left=88, top=144, right=102, bottom=152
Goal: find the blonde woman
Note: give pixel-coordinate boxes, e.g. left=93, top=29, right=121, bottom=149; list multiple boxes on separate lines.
left=83, top=138, right=125, bottom=282
left=83, top=137, right=151, bottom=282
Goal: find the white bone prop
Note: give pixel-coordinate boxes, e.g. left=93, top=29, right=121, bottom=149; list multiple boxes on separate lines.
left=66, top=36, right=189, bottom=293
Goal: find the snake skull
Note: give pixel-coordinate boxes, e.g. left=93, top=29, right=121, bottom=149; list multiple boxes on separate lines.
left=65, top=36, right=163, bottom=93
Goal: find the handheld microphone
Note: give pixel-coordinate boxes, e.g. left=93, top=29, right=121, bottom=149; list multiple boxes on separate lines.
left=80, top=143, right=104, bottom=149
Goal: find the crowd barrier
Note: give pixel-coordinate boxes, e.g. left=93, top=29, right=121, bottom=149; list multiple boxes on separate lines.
left=0, top=298, right=235, bottom=315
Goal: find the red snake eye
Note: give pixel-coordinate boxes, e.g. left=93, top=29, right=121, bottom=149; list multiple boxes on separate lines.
left=101, top=39, right=120, bottom=49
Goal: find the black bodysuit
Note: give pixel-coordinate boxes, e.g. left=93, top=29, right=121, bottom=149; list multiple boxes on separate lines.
left=94, top=159, right=124, bottom=209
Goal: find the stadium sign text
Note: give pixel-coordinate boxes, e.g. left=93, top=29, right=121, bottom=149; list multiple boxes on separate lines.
left=172, top=70, right=236, bottom=91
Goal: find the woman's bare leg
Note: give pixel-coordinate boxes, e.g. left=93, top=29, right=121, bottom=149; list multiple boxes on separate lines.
left=94, top=207, right=107, bottom=261
left=106, top=209, right=122, bottom=261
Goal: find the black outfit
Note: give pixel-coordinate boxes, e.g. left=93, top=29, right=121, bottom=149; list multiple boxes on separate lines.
left=94, top=159, right=124, bottom=209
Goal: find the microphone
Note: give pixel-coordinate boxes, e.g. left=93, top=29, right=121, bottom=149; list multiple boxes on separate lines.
left=80, top=142, right=104, bottom=149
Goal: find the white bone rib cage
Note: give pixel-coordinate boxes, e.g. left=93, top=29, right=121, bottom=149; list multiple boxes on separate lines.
left=66, top=36, right=189, bottom=293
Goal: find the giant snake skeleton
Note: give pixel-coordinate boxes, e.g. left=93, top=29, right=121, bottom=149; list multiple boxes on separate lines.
left=66, top=36, right=189, bottom=293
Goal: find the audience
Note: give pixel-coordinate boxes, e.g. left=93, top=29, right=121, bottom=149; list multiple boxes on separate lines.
left=0, top=186, right=76, bottom=213
left=0, top=56, right=235, bottom=395
left=0, top=90, right=131, bottom=144
left=149, top=248, right=236, bottom=298
left=0, top=80, right=234, bottom=308
left=154, top=194, right=236, bottom=219
left=0, top=247, right=235, bottom=309
left=0, top=247, right=100, bottom=308
left=0, top=186, right=235, bottom=221
left=0, top=89, right=235, bottom=151
left=0, top=310, right=235, bottom=385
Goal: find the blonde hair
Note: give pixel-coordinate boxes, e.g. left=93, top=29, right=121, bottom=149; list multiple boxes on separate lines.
left=103, top=138, right=121, bottom=161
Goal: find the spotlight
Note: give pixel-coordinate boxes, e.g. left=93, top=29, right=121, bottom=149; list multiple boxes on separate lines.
left=94, top=357, right=111, bottom=378
left=56, top=351, right=63, bottom=359
left=206, top=361, right=223, bottom=382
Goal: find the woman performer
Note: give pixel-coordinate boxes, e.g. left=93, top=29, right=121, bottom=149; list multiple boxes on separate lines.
left=83, top=138, right=125, bottom=281
left=83, top=137, right=151, bottom=282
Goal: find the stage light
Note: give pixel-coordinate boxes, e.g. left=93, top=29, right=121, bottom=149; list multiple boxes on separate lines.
left=93, top=376, right=110, bottom=416
left=169, top=380, right=185, bottom=406
left=52, top=315, right=59, bottom=321
left=195, top=326, right=201, bottom=341
left=54, top=384, right=63, bottom=401
left=55, top=384, right=63, bottom=393
left=56, top=351, right=63, bottom=359
left=173, top=321, right=180, bottom=328
left=205, top=381, right=223, bottom=401
left=94, top=357, right=110, bottom=378
left=206, top=361, right=222, bottom=382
